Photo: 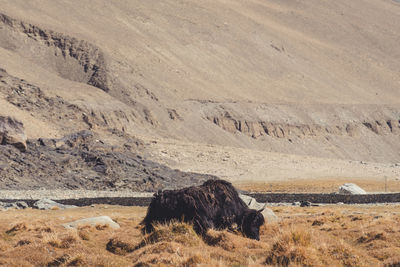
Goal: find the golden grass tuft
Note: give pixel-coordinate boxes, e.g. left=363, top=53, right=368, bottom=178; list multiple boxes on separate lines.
left=106, top=237, right=137, bottom=255
left=137, top=221, right=201, bottom=249
left=6, top=223, right=29, bottom=235
left=15, top=239, right=31, bottom=247
left=43, top=231, right=79, bottom=249
left=357, top=231, right=387, bottom=243
left=0, top=205, right=399, bottom=266
left=78, top=229, right=91, bottom=241
left=265, top=228, right=320, bottom=266
left=95, top=223, right=110, bottom=230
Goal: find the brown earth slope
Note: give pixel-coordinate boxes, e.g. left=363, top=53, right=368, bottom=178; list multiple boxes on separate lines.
left=0, top=0, right=400, bottom=188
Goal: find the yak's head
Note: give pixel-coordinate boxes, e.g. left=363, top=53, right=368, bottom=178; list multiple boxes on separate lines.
left=241, top=209, right=265, bottom=240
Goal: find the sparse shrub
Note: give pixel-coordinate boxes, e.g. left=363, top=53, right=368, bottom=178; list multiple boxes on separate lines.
left=384, top=256, right=400, bottom=267
left=327, top=242, right=366, bottom=267
left=357, top=231, right=387, bottom=243
left=95, top=224, right=109, bottom=230
left=136, top=221, right=200, bottom=250
left=15, top=239, right=31, bottom=247
left=67, top=254, right=85, bottom=266
left=183, top=254, right=204, bottom=266
left=6, top=223, right=28, bottom=235
left=44, top=232, right=79, bottom=248
left=312, top=219, right=324, bottom=226
left=106, top=238, right=136, bottom=255
left=265, top=228, right=320, bottom=267
left=47, top=254, right=70, bottom=267
left=205, top=230, right=236, bottom=251
left=78, top=230, right=90, bottom=241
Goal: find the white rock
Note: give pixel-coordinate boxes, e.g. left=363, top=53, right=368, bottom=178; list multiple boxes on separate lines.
left=62, top=216, right=120, bottom=229
left=338, top=183, right=367, bottom=195
left=261, top=207, right=280, bottom=223
left=33, top=199, right=77, bottom=210
left=239, top=194, right=253, bottom=206
left=239, top=194, right=279, bottom=223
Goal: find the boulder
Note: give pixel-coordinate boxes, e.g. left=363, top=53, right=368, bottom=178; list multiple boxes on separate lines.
left=33, top=199, right=77, bottom=210
left=62, top=216, right=120, bottom=229
left=239, top=194, right=279, bottom=223
left=0, top=116, right=27, bottom=151
left=338, top=183, right=367, bottom=195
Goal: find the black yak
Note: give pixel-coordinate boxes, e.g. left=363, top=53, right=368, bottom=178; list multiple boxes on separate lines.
left=141, top=179, right=265, bottom=240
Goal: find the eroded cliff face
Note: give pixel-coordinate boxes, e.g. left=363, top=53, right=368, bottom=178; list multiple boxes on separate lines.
left=0, top=13, right=109, bottom=92
left=0, top=0, right=400, bottom=166
left=196, top=102, right=400, bottom=163
left=208, top=113, right=400, bottom=139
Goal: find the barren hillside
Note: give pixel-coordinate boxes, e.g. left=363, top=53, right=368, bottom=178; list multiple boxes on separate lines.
left=1, top=0, right=400, bottom=188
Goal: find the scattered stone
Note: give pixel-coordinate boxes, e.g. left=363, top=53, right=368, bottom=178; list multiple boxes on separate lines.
left=239, top=194, right=279, bottom=223
left=0, top=129, right=214, bottom=191
left=0, top=201, right=28, bottom=210
left=15, top=201, right=29, bottom=209
left=339, top=183, right=367, bottom=195
left=300, top=201, right=311, bottom=207
left=62, top=216, right=120, bottom=229
left=0, top=116, right=27, bottom=152
left=261, top=207, right=280, bottom=223
left=33, top=199, right=77, bottom=210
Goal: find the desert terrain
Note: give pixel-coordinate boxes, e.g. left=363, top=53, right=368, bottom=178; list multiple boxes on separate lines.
left=0, top=0, right=400, bottom=190
left=1, top=0, right=400, bottom=266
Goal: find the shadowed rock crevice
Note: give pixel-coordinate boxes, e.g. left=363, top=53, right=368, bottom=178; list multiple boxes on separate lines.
left=0, top=116, right=27, bottom=152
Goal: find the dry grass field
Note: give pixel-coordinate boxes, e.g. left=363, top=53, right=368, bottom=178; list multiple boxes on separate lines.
left=0, top=205, right=399, bottom=266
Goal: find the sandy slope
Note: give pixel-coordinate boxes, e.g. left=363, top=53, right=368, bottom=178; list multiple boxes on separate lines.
left=1, top=0, right=399, bottom=104
left=0, top=0, right=400, bottom=187
left=143, top=137, right=400, bottom=188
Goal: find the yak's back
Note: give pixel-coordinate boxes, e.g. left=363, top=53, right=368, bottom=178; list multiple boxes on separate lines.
left=201, top=179, right=248, bottom=212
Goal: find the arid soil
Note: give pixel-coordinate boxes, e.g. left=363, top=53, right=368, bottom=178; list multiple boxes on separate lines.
left=0, top=205, right=399, bottom=266
left=144, top=139, right=400, bottom=192
left=0, top=1, right=400, bottom=191
left=1, top=0, right=400, bottom=176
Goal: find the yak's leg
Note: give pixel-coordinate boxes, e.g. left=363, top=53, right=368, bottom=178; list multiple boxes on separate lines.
left=193, top=216, right=214, bottom=236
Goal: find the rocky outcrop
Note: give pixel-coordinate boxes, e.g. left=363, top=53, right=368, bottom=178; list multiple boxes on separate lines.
left=208, top=114, right=400, bottom=139
left=0, top=116, right=27, bottom=151
left=338, top=183, right=367, bottom=195
left=0, top=131, right=215, bottom=191
left=0, top=69, right=158, bottom=135
left=0, top=12, right=110, bottom=92
left=0, top=69, right=83, bottom=129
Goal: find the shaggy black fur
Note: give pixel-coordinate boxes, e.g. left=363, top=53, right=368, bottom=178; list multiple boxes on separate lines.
left=141, top=179, right=265, bottom=240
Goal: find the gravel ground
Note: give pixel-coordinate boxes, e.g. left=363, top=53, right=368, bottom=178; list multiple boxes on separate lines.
left=0, top=190, right=154, bottom=200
